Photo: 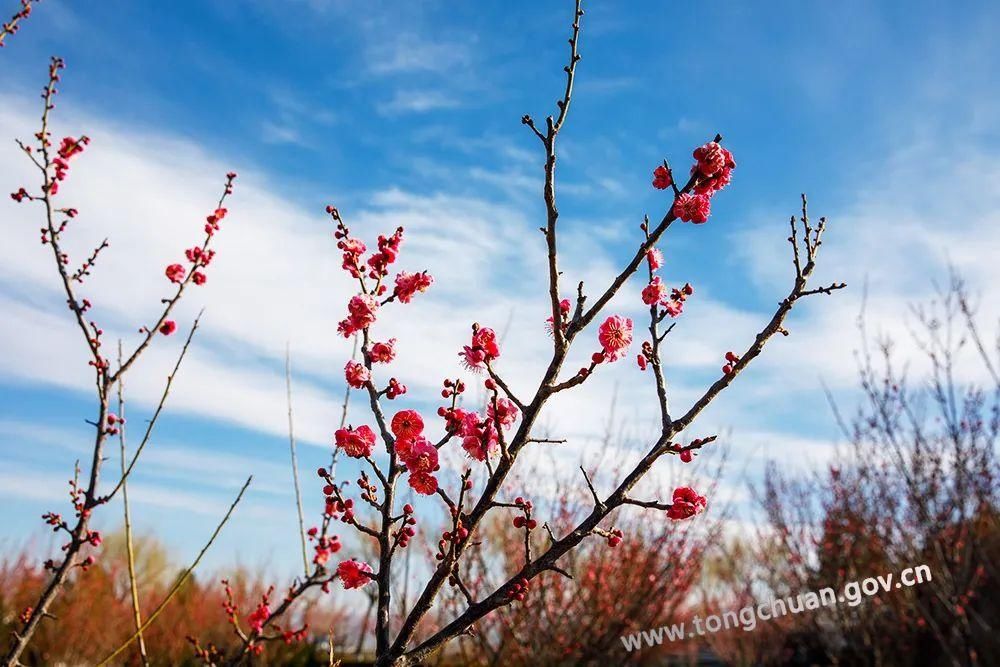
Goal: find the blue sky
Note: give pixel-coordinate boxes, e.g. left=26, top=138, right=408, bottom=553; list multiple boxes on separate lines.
left=2, top=0, right=999, bottom=578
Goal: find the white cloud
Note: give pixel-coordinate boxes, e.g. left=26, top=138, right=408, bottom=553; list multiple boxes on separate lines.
left=364, top=34, right=475, bottom=77
left=376, top=89, right=462, bottom=115
left=731, top=136, right=1000, bottom=394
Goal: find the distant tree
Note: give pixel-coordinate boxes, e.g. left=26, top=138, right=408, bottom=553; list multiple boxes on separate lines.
left=754, top=274, right=1000, bottom=666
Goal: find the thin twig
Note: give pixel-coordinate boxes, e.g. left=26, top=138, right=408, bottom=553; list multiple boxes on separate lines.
left=99, top=312, right=203, bottom=504
left=116, top=341, right=149, bottom=667
left=96, top=476, right=253, bottom=667
left=286, top=342, right=311, bottom=576
left=0, top=0, right=37, bottom=49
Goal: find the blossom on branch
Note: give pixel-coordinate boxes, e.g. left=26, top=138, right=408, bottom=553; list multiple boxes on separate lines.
left=672, top=192, right=712, bottom=224
left=652, top=165, right=673, bottom=190
left=338, top=294, right=379, bottom=337
left=394, top=270, right=433, bottom=303
left=598, top=315, right=633, bottom=362
left=370, top=338, right=396, bottom=363
left=666, top=486, right=707, bottom=521
left=165, top=263, right=186, bottom=284
left=460, top=325, right=501, bottom=372
left=692, top=140, right=736, bottom=195
left=337, top=559, right=374, bottom=589
left=344, top=360, right=370, bottom=389
left=334, top=425, right=376, bottom=458
left=646, top=247, right=664, bottom=271
left=391, top=409, right=424, bottom=440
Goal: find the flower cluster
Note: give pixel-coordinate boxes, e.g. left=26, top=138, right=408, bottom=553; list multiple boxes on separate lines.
left=334, top=424, right=376, bottom=459
left=394, top=271, right=434, bottom=303
left=672, top=192, right=712, bottom=224
left=385, top=377, right=406, bottom=399
left=367, top=228, right=403, bottom=279
left=47, top=136, right=90, bottom=195
left=306, top=526, right=342, bottom=566
left=436, top=517, right=470, bottom=560
left=653, top=141, right=736, bottom=225
left=459, top=324, right=501, bottom=372
left=330, top=208, right=432, bottom=310
left=666, top=486, right=707, bottom=521
left=487, top=395, right=519, bottom=430
left=335, top=222, right=406, bottom=283
left=103, top=412, right=125, bottom=436
left=692, top=140, right=736, bottom=195
left=505, top=577, right=531, bottom=604
left=510, top=497, right=537, bottom=530
left=394, top=503, right=417, bottom=549
left=642, top=278, right=693, bottom=318
left=672, top=436, right=712, bottom=463
left=247, top=590, right=272, bottom=632
left=338, top=294, right=379, bottom=337
left=458, top=408, right=500, bottom=461
left=203, top=205, right=229, bottom=237
left=159, top=173, right=236, bottom=324
left=184, top=245, right=216, bottom=283
left=722, top=350, right=740, bottom=375
left=391, top=410, right=440, bottom=495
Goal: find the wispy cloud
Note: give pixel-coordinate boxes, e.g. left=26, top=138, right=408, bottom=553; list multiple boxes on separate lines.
left=260, top=119, right=306, bottom=146
left=376, top=89, right=462, bottom=115
left=364, top=34, right=475, bottom=77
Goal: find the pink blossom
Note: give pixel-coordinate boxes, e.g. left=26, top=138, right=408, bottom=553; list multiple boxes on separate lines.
left=652, top=165, right=672, bottom=190
left=672, top=193, right=711, bottom=224
left=487, top=398, right=519, bottom=430
left=394, top=271, right=433, bottom=303
left=646, top=247, right=664, bottom=271
left=598, top=315, right=633, bottom=362
left=545, top=298, right=572, bottom=336
left=399, top=437, right=438, bottom=475
left=337, top=559, right=374, bottom=589
left=460, top=326, right=501, bottom=371
left=165, top=263, right=186, bottom=284
left=344, top=360, right=370, bottom=389
left=334, top=425, right=376, bottom=458
left=641, top=276, right=668, bottom=306
left=693, top=141, right=727, bottom=177
left=391, top=410, right=424, bottom=441
left=370, top=339, right=396, bottom=363
left=338, top=237, right=367, bottom=278
left=666, top=486, right=707, bottom=520
left=247, top=601, right=270, bottom=632
left=691, top=142, right=736, bottom=195
left=338, top=294, right=379, bottom=337
left=408, top=472, right=438, bottom=495
left=461, top=420, right=499, bottom=461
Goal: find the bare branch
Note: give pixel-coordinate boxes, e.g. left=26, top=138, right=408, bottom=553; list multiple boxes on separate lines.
left=99, top=313, right=203, bottom=504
